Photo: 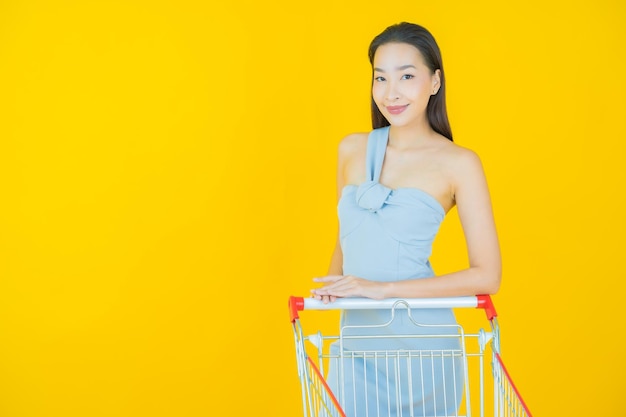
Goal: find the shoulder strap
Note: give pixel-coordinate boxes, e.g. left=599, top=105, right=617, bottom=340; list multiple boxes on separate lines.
left=365, top=126, right=390, bottom=182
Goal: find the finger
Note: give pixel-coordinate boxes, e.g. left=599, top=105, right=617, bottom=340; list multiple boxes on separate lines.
left=314, top=277, right=350, bottom=293
left=313, top=288, right=346, bottom=299
left=312, top=288, right=347, bottom=303
left=322, top=282, right=359, bottom=298
left=311, top=289, right=329, bottom=299
left=313, top=275, right=343, bottom=283
left=311, top=278, right=345, bottom=295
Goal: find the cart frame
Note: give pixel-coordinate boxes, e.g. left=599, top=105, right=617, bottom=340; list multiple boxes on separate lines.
left=289, top=296, right=531, bottom=417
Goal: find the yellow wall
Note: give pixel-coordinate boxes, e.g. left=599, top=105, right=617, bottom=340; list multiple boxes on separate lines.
left=1, top=1, right=624, bottom=415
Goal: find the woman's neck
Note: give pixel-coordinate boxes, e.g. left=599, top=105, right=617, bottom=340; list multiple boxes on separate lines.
left=387, top=118, right=436, bottom=149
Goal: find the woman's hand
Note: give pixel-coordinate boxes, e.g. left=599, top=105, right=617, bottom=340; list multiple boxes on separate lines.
left=311, top=275, right=386, bottom=303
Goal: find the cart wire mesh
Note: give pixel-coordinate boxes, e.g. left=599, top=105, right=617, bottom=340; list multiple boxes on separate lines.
left=289, top=296, right=532, bottom=417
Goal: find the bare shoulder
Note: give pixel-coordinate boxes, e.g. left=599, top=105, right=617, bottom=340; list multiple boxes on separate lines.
left=435, top=140, right=489, bottom=203
left=338, top=132, right=368, bottom=158
left=337, top=132, right=369, bottom=185
left=437, top=140, right=484, bottom=177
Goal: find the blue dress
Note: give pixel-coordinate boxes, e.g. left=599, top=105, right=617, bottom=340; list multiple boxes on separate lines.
left=326, top=126, right=464, bottom=417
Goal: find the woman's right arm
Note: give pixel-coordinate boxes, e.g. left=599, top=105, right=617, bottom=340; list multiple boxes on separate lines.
left=327, top=235, right=343, bottom=275
left=313, top=134, right=359, bottom=302
left=327, top=135, right=351, bottom=275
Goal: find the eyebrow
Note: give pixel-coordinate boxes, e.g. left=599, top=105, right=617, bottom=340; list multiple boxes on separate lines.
left=373, top=64, right=417, bottom=72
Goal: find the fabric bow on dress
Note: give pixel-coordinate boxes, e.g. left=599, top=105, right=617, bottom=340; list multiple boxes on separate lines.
left=356, top=181, right=392, bottom=212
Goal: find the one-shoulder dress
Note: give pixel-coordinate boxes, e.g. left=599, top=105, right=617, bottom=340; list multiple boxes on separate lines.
left=326, top=126, right=464, bottom=417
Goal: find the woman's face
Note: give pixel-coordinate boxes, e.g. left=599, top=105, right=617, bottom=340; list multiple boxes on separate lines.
left=372, top=42, right=440, bottom=128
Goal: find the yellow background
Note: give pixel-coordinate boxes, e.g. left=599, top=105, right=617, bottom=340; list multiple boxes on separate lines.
left=1, top=1, right=624, bottom=415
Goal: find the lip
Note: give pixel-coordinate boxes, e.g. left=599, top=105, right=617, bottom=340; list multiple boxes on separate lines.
left=386, top=105, right=408, bottom=115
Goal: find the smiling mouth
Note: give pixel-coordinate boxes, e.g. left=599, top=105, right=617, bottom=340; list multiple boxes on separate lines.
left=386, top=105, right=408, bottom=115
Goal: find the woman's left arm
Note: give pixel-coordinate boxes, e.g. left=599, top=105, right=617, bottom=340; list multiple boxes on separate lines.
left=312, top=149, right=501, bottom=299
left=405, top=148, right=502, bottom=296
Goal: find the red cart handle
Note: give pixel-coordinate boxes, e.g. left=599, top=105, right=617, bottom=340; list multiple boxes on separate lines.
left=289, top=296, right=306, bottom=323
left=289, top=295, right=497, bottom=323
left=476, top=294, right=498, bottom=321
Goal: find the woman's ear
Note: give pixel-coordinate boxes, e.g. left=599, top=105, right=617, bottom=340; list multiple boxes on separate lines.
left=432, top=69, right=442, bottom=95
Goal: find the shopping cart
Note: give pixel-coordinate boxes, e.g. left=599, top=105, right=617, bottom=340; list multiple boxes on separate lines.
left=289, top=295, right=531, bottom=417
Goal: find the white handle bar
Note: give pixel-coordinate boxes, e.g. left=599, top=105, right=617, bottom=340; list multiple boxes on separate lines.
left=305, top=296, right=480, bottom=310
left=288, top=295, right=497, bottom=322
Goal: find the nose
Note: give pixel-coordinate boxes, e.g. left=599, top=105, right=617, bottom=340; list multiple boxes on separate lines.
left=385, top=80, right=400, bottom=101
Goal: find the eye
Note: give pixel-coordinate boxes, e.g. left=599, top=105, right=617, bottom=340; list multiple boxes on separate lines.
left=401, top=74, right=415, bottom=80
left=374, top=76, right=386, bottom=82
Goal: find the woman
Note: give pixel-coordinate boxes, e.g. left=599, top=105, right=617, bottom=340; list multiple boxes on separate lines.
left=311, top=22, right=501, bottom=416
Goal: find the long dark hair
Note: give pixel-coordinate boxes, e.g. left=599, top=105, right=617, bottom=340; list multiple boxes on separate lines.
left=368, top=22, right=453, bottom=141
